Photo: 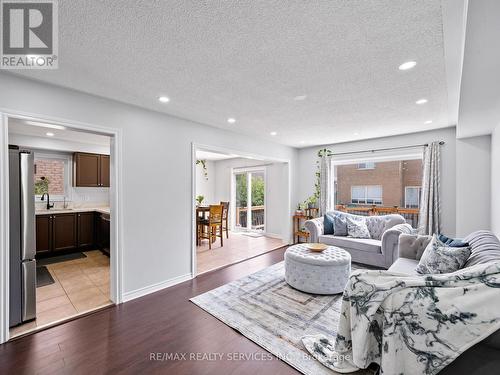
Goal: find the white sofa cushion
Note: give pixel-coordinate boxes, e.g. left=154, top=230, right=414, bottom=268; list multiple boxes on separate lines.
left=318, top=235, right=382, bottom=254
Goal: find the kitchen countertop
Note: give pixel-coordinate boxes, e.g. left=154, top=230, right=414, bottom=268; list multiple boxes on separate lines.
left=35, top=207, right=110, bottom=216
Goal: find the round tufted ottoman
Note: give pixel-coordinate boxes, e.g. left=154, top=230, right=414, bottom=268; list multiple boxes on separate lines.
left=284, top=244, right=351, bottom=295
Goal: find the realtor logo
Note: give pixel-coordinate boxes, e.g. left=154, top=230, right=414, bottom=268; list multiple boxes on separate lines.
left=1, top=0, right=58, bottom=69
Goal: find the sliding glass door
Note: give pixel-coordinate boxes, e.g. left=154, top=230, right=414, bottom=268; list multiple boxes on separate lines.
left=233, top=169, right=266, bottom=232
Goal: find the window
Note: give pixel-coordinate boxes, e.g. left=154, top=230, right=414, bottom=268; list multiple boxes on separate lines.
left=405, top=186, right=421, bottom=208
left=351, top=185, right=382, bottom=205
left=34, top=153, right=70, bottom=200
left=357, top=162, right=375, bottom=170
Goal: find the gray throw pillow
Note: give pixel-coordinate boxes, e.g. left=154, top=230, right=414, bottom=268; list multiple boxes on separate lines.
left=333, top=215, right=348, bottom=236
left=416, top=235, right=471, bottom=274
left=346, top=217, right=371, bottom=239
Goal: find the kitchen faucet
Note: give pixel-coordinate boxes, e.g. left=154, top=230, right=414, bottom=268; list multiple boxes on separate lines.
left=40, top=193, right=54, bottom=210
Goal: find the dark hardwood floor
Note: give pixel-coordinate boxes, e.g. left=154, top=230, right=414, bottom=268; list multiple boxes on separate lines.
left=0, top=247, right=299, bottom=375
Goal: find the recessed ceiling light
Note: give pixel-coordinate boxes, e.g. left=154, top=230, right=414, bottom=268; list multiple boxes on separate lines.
left=416, top=98, right=428, bottom=105
left=354, top=132, right=360, bottom=136
left=300, top=140, right=306, bottom=144
left=424, top=120, right=433, bottom=124
left=399, top=61, right=417, bottom=70
left=26, top=121, right=66, bottom=130
left=294, top=95, right=307, bottom=101
left=158, top=96, right=170, bottom=103
left=46, top=132, right=54, bottom=137
left=270, top=131, right=277, bottom=136
left=227, top=118, right=236, bottom=124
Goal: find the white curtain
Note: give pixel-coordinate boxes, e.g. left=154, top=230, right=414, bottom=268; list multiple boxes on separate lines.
left=319, top=155, right=333, bottom=216
left=418, top=142, right=441, bottom=235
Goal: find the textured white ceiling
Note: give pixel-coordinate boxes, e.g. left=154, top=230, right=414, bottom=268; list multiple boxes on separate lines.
left=13, top=0, right=452, bottom=147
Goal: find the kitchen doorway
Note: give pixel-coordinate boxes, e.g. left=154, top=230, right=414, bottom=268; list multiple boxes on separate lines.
left=0, top=112, right=123, bottom=344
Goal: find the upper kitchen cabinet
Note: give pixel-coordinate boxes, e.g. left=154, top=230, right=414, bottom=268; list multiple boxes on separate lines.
left=73, top=152, right=110, bottom=187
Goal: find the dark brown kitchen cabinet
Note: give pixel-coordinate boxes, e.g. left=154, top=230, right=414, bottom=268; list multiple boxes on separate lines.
left=77, top=212, right=95, bottom=248
left=35, top=215, right=52, bottom=254
left=97, top=213, right=110, bottom=256
left=99, top=155, right=110, bottom=187
left=52, top=213, right=77, bottom=252
left=73, top=152, right=110, bottom=187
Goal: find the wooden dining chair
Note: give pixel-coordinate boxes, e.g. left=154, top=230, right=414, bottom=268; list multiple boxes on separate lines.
left=220, top=201, right=230, bottom=239
left=199, top=205, right=224, bottom=249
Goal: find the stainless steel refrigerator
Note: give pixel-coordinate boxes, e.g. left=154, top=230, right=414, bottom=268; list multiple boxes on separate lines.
left=9, top=146, right=36, bottom=327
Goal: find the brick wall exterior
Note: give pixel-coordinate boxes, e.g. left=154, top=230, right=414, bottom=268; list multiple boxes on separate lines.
left=335, top=159, right=422, bottom=207
left=34, top=159, right=65, bottom=195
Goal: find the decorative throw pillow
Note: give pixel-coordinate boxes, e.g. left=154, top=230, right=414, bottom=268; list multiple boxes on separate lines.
left=346, top=217, right=371, bottom=239
left=437, top=233, right=469, bottom=247
left=416, top=235, right=471, bottom=274
left=323, top=213, right=336, bottom=235
left=333, top=215, right=348, bottom=236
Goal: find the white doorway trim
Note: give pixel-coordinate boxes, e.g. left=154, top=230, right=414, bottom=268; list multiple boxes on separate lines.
left=0, top=109, right=124, bottom=344
left=191, top=142, right=291, bottom=277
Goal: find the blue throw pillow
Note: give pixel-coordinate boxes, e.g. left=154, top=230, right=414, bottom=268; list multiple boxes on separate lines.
left=333, top=215, right=348, bottom=236
left=323, top=213, right=335, bottom=235
left=437, top=234, right=469, bottom=247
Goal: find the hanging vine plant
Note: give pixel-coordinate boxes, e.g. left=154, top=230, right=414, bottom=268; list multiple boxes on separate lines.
left=303, top=148, right=333, bottom=208
left=196, top=159, right=208, bottom=180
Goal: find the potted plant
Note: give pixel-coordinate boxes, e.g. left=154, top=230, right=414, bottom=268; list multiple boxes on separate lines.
left=196, top=195, right=204, bottom=206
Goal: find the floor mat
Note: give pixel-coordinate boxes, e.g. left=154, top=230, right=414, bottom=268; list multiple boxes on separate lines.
left=36, top=266, right=55, bottom=287
left=37, top=252, right=87, bottom=266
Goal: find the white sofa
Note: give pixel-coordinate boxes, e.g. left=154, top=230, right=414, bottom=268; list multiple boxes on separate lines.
left=305, top=210, right=413, bottom=269
left=391, top=231, right=500, bottom=375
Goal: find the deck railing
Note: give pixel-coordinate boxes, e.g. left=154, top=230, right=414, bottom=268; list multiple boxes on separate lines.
left=236, top=205, right=265, bottom=230
left=335, top=204, right=420, bottom=229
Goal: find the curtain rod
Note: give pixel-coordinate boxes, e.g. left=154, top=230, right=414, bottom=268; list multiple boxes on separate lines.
left=331, top=141, right=445, bottom=157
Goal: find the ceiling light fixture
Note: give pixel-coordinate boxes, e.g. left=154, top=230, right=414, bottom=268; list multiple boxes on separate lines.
left=416, top=98, right=428, bottom=105
left=354, top=132, right=360, bottom=136
left=46, top=132, right=55, bottom=137
left=25, top=121, right=66, bottom=130
left=424, top=120, right=433, bottom=124
left=294, top=95, right=307, bottom=101
left=227, top=118, right=236, bottom=124
left=158, top=96, right=170, bottom=103
left=398, top=61, right=417, bottom=70
left=270, top=131, right=277, bottom=136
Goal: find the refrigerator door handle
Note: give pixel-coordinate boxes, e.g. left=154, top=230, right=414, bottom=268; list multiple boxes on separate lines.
left=20, top=152, right=36, bottom=261
left=21, top=260, right=36, bottom=321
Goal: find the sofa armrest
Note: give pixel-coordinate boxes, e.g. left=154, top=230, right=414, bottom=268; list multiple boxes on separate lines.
left=304, top=217, right=324, bottom=243
left=381, top=223, right=414, bottom=267
left=398, top=233, right=432, bottom=260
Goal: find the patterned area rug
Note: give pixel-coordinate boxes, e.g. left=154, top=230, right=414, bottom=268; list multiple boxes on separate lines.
left=190, top=262, right=372, bottom=375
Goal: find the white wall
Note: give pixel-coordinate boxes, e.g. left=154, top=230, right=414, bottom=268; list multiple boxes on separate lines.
left=297, top=127, right=458, bottom=236
left=0, top=72, right=298, bottom=295
left=456, top=135, right=491, bottom=237
left=491, top=126, right=500, bottom=237
left=195, top=160, right=215, bottom=204
left=211, top=158, right=289, bottom=240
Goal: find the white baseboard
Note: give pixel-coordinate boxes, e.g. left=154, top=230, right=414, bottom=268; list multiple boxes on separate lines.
left=122, top=273, right=193, bottom=302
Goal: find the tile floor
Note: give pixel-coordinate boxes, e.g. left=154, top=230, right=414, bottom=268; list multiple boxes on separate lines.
left=10, top=250, right=112, bottom=338
left=196, top=231, right=286, bottom=274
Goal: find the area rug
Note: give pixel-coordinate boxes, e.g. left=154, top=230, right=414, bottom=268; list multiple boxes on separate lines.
left=36, top=266, right=55, bottom=287
left=190, top=262, right=373, bottom=375
left=239, top=232, right=264, bottom=238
